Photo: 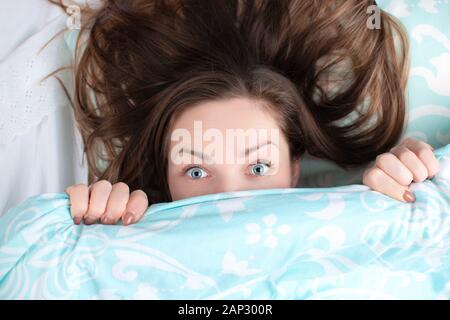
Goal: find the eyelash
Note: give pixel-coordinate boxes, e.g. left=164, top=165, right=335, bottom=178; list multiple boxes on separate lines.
left=252, top=160, right=272, bottom=167
left=247, top=160, right=272, bottom=176
left=183, top=165, right=209, bottom=177
left=182, top=160, right=272, bottom=177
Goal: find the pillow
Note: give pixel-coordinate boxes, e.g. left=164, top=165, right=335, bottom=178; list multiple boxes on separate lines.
left=1, top=144, right=449, bottom=299
left=298, top=0, right=450, bottom=187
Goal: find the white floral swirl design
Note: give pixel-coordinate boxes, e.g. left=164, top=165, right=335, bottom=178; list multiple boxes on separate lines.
left=0, top=145, right=449, bottom=299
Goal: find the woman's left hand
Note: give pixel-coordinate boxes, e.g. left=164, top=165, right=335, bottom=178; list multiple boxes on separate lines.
left=362, top=137, right=440, bottom=203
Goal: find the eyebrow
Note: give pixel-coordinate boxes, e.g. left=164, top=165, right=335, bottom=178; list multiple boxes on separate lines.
left=242, top=140, right=278, bottom=157
left=178, top=141, right=278, bottom=161
left=178, top=148, right=212, bottom=161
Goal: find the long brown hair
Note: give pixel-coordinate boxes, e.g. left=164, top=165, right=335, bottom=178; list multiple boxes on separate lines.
left=48, top=0, right=409, bottom=203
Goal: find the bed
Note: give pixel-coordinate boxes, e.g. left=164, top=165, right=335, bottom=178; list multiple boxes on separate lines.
left=0, top=0, right=449, bottom=300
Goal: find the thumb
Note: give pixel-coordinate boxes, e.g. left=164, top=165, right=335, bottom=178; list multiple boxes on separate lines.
left=123, top=190, right=149, bottom=225
left=363, top=167, right=416, bottom=203
left=399, top=187, right=416, bottom=203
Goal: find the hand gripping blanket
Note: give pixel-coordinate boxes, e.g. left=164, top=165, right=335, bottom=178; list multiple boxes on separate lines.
left=1, top=144, right=449, bottom=300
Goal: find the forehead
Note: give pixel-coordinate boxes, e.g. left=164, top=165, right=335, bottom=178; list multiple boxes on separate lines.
left=170, top=97, right=279, bottom=131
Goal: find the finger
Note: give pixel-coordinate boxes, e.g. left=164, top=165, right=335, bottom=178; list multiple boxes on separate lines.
left=375, top=153, right=413, bottom=186
left=84, top=180, right=113, bottom=225
left=402, top=140, right=440, bottom=178
left=363, top=167, right=416, bottom=203
left=100, top=182, right=130, bottom=225
left=65, top=184, right=89, bottom=225
left=122, top=190, right=149, bottom=226
left=399, top=137, right=434, bottom=151
left=389, top=146, right=429, bottom=183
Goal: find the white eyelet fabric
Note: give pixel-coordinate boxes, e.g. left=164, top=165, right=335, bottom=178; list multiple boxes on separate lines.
left=0, top=14, right=73, bottom=145
left=0, top=1, right=88, bottom=215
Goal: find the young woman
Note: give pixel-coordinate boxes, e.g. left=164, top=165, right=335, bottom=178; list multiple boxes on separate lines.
left=53, top=0, right=439, bottom=225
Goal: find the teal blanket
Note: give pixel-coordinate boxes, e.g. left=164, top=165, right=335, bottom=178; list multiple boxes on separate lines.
left=1, top=145, right=449, bottom=299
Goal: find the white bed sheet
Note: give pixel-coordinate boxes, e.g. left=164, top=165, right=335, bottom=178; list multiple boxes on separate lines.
left=0, top=0, right=88, bottom=215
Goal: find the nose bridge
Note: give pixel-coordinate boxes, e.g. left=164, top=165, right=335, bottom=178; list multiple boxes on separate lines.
left=214, top=164, right=248, bottom=193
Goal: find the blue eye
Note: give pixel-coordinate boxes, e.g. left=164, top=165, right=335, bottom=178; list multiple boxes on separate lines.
left=185, top=167, right=208, bottom=180
left=250, top=162, right=271, bottom=176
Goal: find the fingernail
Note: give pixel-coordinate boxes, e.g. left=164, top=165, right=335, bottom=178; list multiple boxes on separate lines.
left=101, top=216, right=112, bottom=224
left=84, top=217, right=96, bottom=225
left=73, top=217, right=81, bottom=225
left=123, top=212, right=135, bottom=225
left=402, top=190, right=416, bottom=203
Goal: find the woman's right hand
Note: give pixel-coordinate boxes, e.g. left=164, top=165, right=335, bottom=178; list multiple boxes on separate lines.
left=64, top=180, right=149, bottom=226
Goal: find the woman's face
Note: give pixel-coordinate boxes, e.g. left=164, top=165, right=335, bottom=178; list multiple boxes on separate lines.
left=167, top=97, right=301, bottom=201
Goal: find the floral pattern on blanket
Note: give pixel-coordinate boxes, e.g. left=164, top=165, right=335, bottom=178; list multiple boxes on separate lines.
left=1, top=145, right=449, bottom=300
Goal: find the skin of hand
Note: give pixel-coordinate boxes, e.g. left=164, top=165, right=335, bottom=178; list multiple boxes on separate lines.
left=65, top=181, right=149, bottom=226
left=362, top=137, right=440, bottom=203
